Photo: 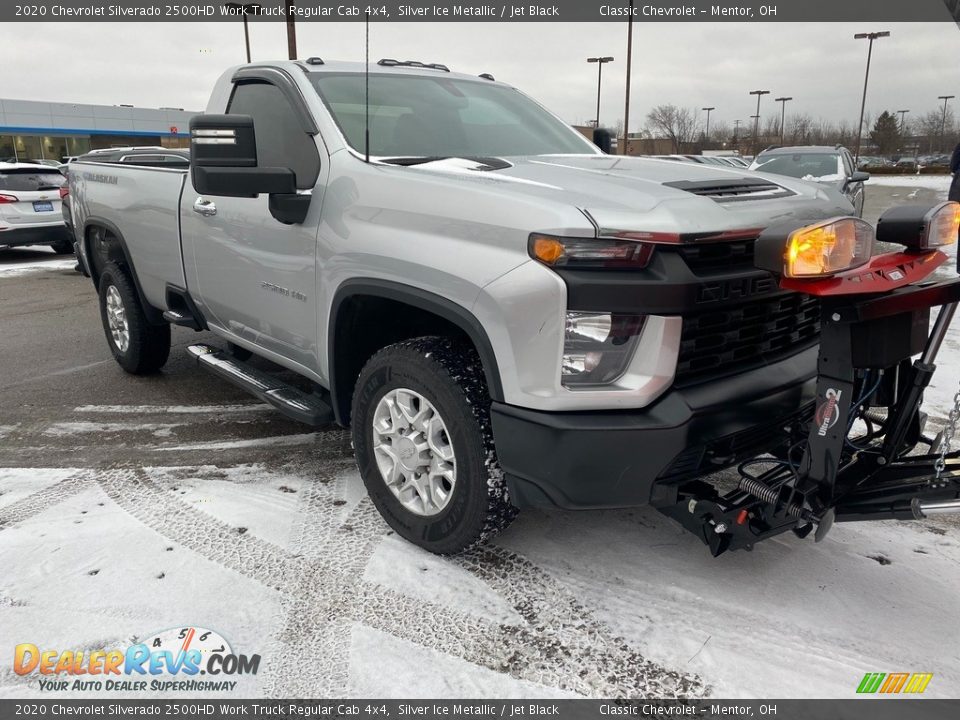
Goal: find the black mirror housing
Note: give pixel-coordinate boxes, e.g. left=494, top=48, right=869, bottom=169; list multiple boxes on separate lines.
left=189, top=113, right=301, bottom=204
left=192, top=166, right=297, bottom=198
left=190, top=114, right=258, bottom=168
left=850, top=170, right=870, bottom=183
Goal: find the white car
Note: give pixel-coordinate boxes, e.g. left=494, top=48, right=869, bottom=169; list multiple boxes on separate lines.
left=0, top=162, right=72, bottom=254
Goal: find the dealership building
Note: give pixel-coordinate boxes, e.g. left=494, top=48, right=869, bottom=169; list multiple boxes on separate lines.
left=0, top=98, right=198, bottom=162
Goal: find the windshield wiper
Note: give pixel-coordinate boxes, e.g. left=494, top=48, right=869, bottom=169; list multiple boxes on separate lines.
left=379, top=156, right=511, bottom=170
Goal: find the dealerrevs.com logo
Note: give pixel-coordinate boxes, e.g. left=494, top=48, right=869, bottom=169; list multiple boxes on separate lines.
left=13, top=626, right=260, bottom=692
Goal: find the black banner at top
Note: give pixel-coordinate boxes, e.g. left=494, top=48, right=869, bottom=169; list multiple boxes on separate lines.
left=5, top=0, right=960, bottom=23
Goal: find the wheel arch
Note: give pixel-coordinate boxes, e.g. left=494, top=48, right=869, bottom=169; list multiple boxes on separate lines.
left=328, top=279, right=504, bottom=427
left=82, top=217, right=164, bottom=325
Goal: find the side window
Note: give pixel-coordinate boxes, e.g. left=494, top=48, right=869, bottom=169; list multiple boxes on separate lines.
left=227, top=81, right=320, bottom=190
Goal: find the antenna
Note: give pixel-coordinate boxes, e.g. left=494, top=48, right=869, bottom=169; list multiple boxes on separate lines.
left=364, top=10, right=370, bottom=163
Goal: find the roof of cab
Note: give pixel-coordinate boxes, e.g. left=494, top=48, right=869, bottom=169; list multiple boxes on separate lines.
left=288, top=58, right=503, bottom=85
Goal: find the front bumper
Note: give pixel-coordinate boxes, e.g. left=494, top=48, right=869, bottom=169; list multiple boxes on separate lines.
left=491, top=345, right=817, bottom=509
left=0, top=224, right=71, bottom=248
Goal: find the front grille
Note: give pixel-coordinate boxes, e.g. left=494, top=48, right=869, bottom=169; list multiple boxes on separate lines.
left=678, top=239, right=756, bottom=273
left=675, top=292, right=821, bottom=386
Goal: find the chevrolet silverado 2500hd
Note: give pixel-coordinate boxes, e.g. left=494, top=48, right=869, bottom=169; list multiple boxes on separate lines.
left=71, top=59, right=958, bottom=556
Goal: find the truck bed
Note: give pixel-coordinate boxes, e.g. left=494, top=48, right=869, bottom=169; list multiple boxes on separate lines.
left=69, top=161, right=188, bottom=309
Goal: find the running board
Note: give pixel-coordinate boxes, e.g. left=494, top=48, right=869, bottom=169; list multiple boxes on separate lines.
left=187, top=344, right=334, bottom=426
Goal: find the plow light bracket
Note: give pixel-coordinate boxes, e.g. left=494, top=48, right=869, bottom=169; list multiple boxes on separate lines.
left=754, top=216, right=874, bottom=278
left=876, top=201, right=960, bottom=251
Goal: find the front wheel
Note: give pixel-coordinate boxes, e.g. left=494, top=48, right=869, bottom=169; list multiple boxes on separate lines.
left=351, top=337, right=516, bottom=554
left=98, top=262, right=171, bottom=374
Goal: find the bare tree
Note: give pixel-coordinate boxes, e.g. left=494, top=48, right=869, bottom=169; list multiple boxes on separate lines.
left=916, top=109, right=946, bottom=153
left=787, top=113, right=813, bottom=144
left=710, top=121, right=732, bottom=147
left=644, top=105, right=701, bottom=153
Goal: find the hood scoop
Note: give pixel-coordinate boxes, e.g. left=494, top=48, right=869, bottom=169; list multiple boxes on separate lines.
left=663, top=177, right=795, bottom=203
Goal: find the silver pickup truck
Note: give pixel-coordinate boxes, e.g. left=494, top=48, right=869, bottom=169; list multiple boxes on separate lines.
left=69, top=59, right=859, bottom=555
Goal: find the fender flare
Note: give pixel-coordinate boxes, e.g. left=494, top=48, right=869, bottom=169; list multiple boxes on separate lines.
left=82, top=217, right=164, bottom=325
left=328, top=279, right=505, bottom=425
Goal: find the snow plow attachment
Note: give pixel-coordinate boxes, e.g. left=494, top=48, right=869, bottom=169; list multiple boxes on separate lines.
left=658, top=202, right=960, bottom=556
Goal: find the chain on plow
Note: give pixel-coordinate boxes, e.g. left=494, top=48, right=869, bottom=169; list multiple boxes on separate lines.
left=934, top=383, right=960, bottom=482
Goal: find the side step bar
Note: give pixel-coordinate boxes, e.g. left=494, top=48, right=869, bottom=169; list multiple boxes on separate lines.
left=187, top=344, right=334, bottom=426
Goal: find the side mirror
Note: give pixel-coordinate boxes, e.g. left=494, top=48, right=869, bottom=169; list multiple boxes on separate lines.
left=189, top=114, right=309, bottom=224
left=592, top=127, right=613, bottom=154
left=850, top=170, right=870, bottom=183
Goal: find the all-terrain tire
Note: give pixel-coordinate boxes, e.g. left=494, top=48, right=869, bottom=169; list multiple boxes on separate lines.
left=98, top=262, right=171, bottom=374
left=351, top=336, right=517, bottom=554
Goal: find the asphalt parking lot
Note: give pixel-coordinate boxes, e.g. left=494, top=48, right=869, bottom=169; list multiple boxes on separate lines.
left=1, top=181, right=959, bottom=699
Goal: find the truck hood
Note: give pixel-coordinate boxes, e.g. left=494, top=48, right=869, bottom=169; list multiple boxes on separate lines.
left=403, top=154, right=855, bottom=236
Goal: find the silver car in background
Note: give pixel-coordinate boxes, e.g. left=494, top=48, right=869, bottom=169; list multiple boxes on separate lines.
left=0, top=162, right=72, bottom=254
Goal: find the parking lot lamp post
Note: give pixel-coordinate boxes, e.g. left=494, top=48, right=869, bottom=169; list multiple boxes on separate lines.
left=286, top=0, right=298, bottom=59
left=733, top=118, right=741, bottom=144
left=853, top=31, right=890, bottom=164
left=897, top=109, right=909, bottom=136
left=775, top=96, right=792, bottom=147
left=939, top=95, right=955, bottom=153
left=587, top=56, right=614, bottom=128
left=749, top=90, right=769, bottom=154
left=223, top=2, right=261, bottom=62
left=622, top=0, right=634, bottom=154
left=702, top=107, right=715, bottom=146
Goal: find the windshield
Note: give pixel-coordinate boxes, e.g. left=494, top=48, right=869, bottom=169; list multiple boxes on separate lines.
left=0, top=169, right=66, bottom=191
left=751, top=152, right=843, bottom=181
left=310, top=73, right=596, bottom=159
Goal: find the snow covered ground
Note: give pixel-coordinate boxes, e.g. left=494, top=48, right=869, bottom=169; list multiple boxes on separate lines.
left=1, top=180, right=959, bottom=700
left=0, top=246, right=75, bottom=277
left=865, top=173, right=953, bottom=192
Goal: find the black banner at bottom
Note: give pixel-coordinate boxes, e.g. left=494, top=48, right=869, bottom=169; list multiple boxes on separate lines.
left=0, top=699, right=956, bottom=720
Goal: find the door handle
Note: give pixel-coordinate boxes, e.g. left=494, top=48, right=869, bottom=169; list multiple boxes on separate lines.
left=192, top=197, right=217, bottom=217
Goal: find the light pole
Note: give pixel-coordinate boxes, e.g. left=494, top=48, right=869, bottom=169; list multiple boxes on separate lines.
left=223, top=2, right=261, bottom=62
left=749, top=90, right=769, bottom=153
left=896, top=109, right=910, bottom=135
left=774, top=96, right=792, bottom=147
left=733, top=119, right=742, bottom=146
left=587, top=56, right=614, bottom=128
left=853, top=31, right=890, bottom=163
left=622, top=0, right=634, bottom=154
left=702, top=107, right=715, bottom=147
left=938, top=95, right=955, bottom=153
left=286, top=0, right=297, bottom=59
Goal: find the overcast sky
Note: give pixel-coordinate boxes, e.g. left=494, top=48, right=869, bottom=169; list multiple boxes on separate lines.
left=4, top=21, right=958, bottom=133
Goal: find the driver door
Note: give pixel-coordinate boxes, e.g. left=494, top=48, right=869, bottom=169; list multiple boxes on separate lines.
left=182, top=77, right=325, bottom=372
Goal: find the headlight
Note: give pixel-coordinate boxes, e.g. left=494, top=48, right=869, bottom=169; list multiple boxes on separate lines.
left=562, top=312, right=645, bottom=387
left=755, top=217, right=873, bottom=278
left=877, top=201, right=960, bottom=250
left=529, top=234, right=653, bottom=269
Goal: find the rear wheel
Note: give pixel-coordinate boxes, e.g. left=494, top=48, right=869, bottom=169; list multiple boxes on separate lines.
left=98, top=262, right=171, bottom=374
left=351, top=336, right=516, bottom=554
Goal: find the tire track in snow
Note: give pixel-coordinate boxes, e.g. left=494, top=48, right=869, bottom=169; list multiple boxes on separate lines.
left=80, top=463, right=704, bottom=697
left=0, top=471, right=93, bottom=530
left=95, top=466, right=308, bottom=589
